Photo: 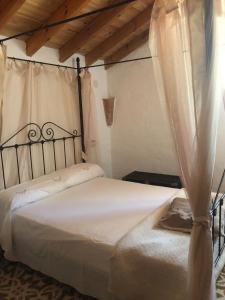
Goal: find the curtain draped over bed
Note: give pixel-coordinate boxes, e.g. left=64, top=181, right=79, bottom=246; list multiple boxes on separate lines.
left=80, top=70, right=97, bottom=164
left=0, top=45, right=6, bottom=139
left=0, top=60, right=81, bottom=188
left=149, top=0, right=225, bottom=299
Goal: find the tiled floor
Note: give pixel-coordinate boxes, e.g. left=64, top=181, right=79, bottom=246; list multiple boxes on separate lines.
left=0, top=248, right=224, bottom=299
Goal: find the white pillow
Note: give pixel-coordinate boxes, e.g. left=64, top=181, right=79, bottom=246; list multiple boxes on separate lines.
left=26, top=178, right=67, bottom=194
left=0, top=163, right=104, bottom=209
left=0, top=163, right=104, bottom=236
left=11, top=190, right=49, bottom=211
left=61, top=163, right=105, bottom=188
left=10, top=178, right=68, bottom=211
left=0, top=163, right=104, bottom=212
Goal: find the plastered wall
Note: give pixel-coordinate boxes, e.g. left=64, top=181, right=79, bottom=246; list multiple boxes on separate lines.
left=107, top=42, right=225, bottom=191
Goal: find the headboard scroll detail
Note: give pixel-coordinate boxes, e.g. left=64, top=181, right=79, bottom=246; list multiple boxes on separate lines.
left=1, top=122, right=80, bottom=148
left=0, top=122, right=81, bottom=189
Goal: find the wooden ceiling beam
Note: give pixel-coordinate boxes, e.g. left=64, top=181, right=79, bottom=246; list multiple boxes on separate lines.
left=105, top=30, right=149, bottom=69
left=85, top=4, right=153, bottom=66
left=0, top=0, right=26, bottom=31
left=26, top=0, right=91, bottom=57
left=59, top=1, right=132, bottom=62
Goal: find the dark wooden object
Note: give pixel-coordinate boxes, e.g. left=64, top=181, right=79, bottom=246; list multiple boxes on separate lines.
left=122, top=171, right=182, bottom=189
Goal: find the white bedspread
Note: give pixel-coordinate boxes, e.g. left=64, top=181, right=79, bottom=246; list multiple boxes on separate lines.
left=110, top=216, right=189, bottom=300
left=0, top=176, right=179, bottom=300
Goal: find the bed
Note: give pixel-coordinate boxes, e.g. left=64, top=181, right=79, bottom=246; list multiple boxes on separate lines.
left=0, top=122, right=224, bottom=300
left=0, top=167, right=184, bottom=300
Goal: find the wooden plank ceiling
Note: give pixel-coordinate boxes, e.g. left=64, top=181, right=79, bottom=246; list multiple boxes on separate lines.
left=0, top=0, right=153, bottom=68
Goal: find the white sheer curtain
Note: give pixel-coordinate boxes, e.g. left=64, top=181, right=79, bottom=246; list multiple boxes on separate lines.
left=80, top=69, right=97, bottom=163
left=149, top=1, right=225, bottom=300
left=0, top=44, right=6, bottom=138
left=0, top=60, right=80, bottom=188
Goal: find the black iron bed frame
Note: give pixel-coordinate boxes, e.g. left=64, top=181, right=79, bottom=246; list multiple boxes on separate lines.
left=0, top=122, right=81, bottom=189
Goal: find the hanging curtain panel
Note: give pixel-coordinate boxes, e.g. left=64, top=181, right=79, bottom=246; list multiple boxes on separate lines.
left=0, top=45, right=6, bottom=190
left=0, top=60, right=81, bottom=188
left=80, top=70, right=98, bottom=163
left=149, top=0, right=225, bottom=300
left=0, top=44, right=6, bottom=138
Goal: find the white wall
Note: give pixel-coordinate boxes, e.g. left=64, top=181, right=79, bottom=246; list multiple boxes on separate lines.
left=1, top=37, right=112, bottom=176
left=86, top=64, right=112, bottom=176
left=107, top=42, right=225, bottom=191
left=107, top=43, right=179, bottom=179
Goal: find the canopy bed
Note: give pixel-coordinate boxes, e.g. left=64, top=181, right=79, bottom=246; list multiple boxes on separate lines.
left=0, top=120, right=224, bottom=300
left=0, top=1, right=225, bottom=300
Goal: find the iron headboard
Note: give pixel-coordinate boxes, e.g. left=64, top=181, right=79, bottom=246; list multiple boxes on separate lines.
left=0, top=122, right=81, bottom=189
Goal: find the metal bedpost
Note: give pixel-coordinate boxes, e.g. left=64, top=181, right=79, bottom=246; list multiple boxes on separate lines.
left=76, top=57, right=86, bottom=161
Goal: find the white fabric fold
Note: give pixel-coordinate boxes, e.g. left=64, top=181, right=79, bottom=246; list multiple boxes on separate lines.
left=80, top=70, right=98, bottom=163
left=0, top=44, right=6, bottom=138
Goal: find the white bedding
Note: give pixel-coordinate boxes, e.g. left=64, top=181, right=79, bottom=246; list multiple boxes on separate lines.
left=110, top=211, right=190, bottom=300
left=0, top=168, right=180, bottom=300
left=0, top=163, right=105, bottom=260
left=0, top=163, right=104, bottom=233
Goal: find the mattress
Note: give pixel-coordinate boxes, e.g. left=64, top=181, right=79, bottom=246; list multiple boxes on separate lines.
left=1, top=176, right=179, bottom=300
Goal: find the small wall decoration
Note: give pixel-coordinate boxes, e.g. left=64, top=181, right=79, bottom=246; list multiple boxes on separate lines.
left=103, top=97, right=115, bottom=126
